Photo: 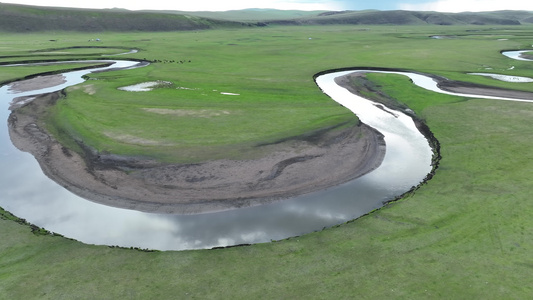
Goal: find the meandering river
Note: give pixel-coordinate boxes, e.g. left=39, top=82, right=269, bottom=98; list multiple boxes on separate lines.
left=0, top=51, right=531, bottom=250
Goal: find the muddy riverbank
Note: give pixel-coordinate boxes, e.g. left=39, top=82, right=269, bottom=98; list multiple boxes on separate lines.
left=9, top=65, right=533, bottom=214
left=8, top=88, right=386, bottom=214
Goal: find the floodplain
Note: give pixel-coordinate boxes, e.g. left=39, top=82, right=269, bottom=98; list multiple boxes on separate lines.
left=1, top=24, right=533, bottom=298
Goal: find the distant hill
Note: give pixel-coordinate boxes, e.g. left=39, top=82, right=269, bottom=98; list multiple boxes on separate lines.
left=1, top=3, right=533, bottom=32
left=0, top=3, right=247, bottom=32
left=266, top=10, right=533, bottom=26
left=144, top=8, right=327, bottom=22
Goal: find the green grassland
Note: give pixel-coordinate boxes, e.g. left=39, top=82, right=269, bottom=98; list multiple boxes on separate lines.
left=0, top=3, right=245, bottom=32
left=7, top=26, right=533, bottom=162
left=1, top=25, right=533, bottom=298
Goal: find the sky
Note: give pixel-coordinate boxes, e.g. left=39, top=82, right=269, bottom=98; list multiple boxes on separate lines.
left=2, top=0, right=533, bottom=13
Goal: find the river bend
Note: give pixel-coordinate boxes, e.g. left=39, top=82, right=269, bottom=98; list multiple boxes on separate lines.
left=0, top=51, right=531, bottom=250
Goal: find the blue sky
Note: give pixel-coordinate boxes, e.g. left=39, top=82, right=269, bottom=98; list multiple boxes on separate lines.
left=2, top=0, right=533, bottom=12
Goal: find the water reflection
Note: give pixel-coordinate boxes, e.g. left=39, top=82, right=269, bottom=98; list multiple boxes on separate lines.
left=1, top=61, right=434, bottom=251
left=503, top=50, right=532, bottom=61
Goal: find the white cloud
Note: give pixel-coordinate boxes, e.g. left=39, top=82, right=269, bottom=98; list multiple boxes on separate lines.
left=400, top=0, right=533, bottom=13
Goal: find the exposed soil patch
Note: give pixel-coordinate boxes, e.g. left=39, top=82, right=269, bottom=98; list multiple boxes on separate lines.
left=437, top=79, right=533, bottom=100
left=118, top=80, right=172, bottom=92
left=141, top=108, right=233, bottom=117
left=69, top=84, right=96, bottom=95
left=334, top=72, right=410, bottom=113
left=334, top=69, right=533, bottom=105
left=521, top=53, right=533, bottom=60
left=7, top=74, right=66, bottom=93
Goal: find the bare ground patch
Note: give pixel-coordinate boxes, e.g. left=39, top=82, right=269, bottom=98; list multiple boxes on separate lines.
left=7, top=74, right=66, bottom=93
left=141, top=108, right=233, bottom=117
left=103, top=131, right=175, bottom=146
left=68, top=84, right=96, bottom=95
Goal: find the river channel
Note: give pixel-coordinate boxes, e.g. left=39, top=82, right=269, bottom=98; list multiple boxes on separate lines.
left=0, top=51, right=530, bottom=250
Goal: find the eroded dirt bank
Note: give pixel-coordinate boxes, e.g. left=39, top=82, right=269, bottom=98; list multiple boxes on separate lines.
left=9, top=68, right=533, bottom=214
left=437, top=79, right=533, bottom=100
left=7, top=74, right=66, bottom=93
left=8, top=90, right=386, bottom=214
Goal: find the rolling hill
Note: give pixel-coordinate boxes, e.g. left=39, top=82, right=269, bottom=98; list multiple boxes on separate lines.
left=1, top=3, right=533, bottom=32
left=143, top=8, right=327, bottom=22
left=267, top=10, right=533, bottom=26
left=0, top=3, right=247, bottom=32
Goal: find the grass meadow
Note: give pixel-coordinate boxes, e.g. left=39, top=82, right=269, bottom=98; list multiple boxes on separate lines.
left=1, top=25, right=533, bottom=298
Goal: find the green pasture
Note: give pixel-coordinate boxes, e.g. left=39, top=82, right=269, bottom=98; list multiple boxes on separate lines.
left=5, top=25, right=533, bottom=162
left=1, top=25, right=533, bottom=298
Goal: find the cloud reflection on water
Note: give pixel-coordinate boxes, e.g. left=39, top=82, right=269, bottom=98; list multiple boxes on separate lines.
left=0, top=62, right=433, bottom=251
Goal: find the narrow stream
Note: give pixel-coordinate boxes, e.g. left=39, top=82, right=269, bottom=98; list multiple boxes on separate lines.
left=0, top=51, right=530, bottom=251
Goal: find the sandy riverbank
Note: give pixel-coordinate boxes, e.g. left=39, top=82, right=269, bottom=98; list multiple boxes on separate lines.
left=8, top=74, right=66, bottom=93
